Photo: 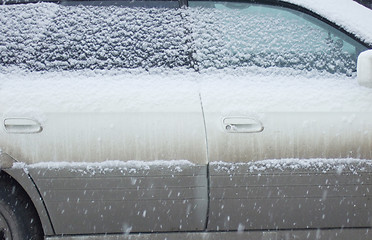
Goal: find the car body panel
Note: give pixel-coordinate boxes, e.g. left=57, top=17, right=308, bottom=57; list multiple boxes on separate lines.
left=1, top=113, right=207, bottom=164
left=0, top=73, right=207, bottom=164
left=204, top=112, right=372, bottom=162
left=0, top=74, right=207, bottom=165
left=28, top=164, right=208, bottom=234
left=200, top=73, right=372, bottom=162
left=0, top=74, right=208, bottom=234
left=208, top=162, right=372, bottom=230
left=200, top=73, right=372, bottom=230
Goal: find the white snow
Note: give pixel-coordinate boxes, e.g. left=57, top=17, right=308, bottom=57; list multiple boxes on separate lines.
left=1, top=67, right=372, bottom=114
left=1, top=1, right=370, bottom=74
left=0, top=70, right=201, bottom=113
left=211, top=158, right=372, bottom=174
left=199, top=68, right=372, bottom=113
left=11, top=157, right=372, bottom=175
left=357, top=50, right=372, bottom=87
left=284, top=0, right=372, bottom=46
left=188, top=2, right=365, bottom=75
left=0, top=3, right=192, bottom=71
left=11, top=160, right=194, bottom=173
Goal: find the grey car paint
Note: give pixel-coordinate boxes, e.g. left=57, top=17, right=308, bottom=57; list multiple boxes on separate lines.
left=0, top=152, right=15, bottom=169
left=208, top=163, right=372, bottom=230
left=46, top=228, right=372, bottom=240
left=202, top=97, right=372, bottom=231
left=29, top=165, right=208, bottom=234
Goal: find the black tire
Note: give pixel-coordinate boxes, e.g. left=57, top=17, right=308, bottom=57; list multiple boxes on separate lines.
left=0, top=173, right=43, bottom=240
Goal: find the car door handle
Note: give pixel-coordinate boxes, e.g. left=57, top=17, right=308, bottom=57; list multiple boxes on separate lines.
left=3, top=118, right=43, bottom=134
left=223, top=117, right=264, bottom=133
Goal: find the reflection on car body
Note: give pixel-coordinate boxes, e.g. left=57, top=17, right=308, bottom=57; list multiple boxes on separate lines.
left=0, top=0, right=372, bottom=239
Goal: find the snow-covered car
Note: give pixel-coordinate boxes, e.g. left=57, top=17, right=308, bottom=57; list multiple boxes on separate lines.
left=1, top=0, right=372, bottom=239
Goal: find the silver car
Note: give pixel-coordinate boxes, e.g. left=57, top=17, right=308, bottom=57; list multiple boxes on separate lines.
left=1, top=0, right=372, bottom=239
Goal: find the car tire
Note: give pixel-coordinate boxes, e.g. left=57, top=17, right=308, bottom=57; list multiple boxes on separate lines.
left=0, top=174, right=43, bottom=240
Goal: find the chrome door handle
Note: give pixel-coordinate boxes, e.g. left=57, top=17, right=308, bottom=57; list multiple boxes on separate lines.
left=3, top=118, right=43, bottom=134
left=223, top=117, right=264, bottom=133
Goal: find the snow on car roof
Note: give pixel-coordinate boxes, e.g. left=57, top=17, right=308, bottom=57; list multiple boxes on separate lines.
left=283, top=0, right=372, bottom=46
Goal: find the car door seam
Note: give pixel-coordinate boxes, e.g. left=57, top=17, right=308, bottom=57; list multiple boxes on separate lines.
left=199, top=92, right=210, bottom=230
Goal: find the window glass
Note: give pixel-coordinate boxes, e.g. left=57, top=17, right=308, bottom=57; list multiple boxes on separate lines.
left=189, top=1, right=368, bottom=75
left=0, top=1, right=368, bottom=75
left=0, top=2, right=192, bottom=71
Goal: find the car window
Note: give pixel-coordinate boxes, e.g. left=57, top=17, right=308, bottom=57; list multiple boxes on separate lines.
left=0, top=2, right=193, bottom=71
left=188, top=1, right=368, bottom=76
left=0, top=0, right=368, bottom=75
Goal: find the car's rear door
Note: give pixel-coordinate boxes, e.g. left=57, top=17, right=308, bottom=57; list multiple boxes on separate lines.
left=189, top=1, right=372, bottom=231
left=0, top=2, right=207, bottom=235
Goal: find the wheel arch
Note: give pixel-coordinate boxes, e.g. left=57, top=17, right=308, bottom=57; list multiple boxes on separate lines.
left=0, top=152, right=55, bottom=236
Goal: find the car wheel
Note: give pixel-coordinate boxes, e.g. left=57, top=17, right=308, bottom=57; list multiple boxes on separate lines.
left=0, top=174, right=43, bottom=240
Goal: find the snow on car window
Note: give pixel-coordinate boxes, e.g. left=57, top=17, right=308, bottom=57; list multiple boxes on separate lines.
left=0, top=3, right=193, bottom=72
left=0, top=1, right=368, bottom=75
left=188, top=1, right=368, bottom=76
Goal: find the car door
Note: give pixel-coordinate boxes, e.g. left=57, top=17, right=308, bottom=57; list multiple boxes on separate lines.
left=0, top=3, right=208, bottom=234
left=188, top=1, right=372, bottom=231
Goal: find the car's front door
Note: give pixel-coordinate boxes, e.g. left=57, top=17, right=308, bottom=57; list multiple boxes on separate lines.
left=188, top=1, right=372, bottom=231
